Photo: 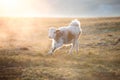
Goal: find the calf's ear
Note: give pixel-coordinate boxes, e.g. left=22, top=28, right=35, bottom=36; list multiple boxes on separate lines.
left=55, top=30, right=60, bottom=33
left=55, top=30, right=62, bottom=37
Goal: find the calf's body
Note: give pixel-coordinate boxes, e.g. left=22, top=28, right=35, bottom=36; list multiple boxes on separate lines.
left=48, top=19, right=82, bottom=54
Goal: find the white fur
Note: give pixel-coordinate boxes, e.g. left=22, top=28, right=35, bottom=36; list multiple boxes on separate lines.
left=48, top=19, right=82, bottom=54
left=48, top=27, right=56, bottom=39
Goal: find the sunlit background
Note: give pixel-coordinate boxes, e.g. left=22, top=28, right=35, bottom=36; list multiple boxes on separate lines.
left=0, top=0, right=120, bottom=17
left=0, top=1, right=120, bottom=80
left=0, top=0, right=120, bottom=50
left=0, top=0, right=52, bottom=17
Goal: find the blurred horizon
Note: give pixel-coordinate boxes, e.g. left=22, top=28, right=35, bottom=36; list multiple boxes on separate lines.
left=0, top=15, right=120, bottom=17
left=0, top=0, right=120, bottom=17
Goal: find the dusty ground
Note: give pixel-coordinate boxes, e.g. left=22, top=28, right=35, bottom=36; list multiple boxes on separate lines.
left=0, top=17, right=120, bottom=80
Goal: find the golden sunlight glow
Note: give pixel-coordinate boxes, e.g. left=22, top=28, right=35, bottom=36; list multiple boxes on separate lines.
left=0, top=0, right=22, bottom=16
left=1, top=0, right=19, bottom=8
left=0, top=0, right=52, bottom=17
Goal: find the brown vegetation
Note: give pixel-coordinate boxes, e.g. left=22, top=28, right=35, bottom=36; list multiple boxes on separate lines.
left=0, top=17, right=120, bottom=80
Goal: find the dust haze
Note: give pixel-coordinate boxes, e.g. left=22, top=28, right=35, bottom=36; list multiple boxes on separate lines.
left=0, top=17, right=51, bottom=51
left=0, top=17, right=120, bottom=80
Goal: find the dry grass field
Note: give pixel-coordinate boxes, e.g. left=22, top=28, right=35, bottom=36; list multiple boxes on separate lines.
left=0, top=17, right=120, bottom=80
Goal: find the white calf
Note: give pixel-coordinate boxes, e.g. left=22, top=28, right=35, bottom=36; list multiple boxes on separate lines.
left=48, top=19, right=82, bottom=54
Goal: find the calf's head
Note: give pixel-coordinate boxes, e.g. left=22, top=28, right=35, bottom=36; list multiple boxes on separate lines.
left=48, top=28, right=62, bottom=39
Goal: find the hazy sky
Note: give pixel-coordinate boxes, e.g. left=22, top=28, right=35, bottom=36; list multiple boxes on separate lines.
left=0, top=0, right=120, bottom=17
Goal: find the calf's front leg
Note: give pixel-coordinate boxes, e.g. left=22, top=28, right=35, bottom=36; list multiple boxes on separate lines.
left=48, top=41, right=63, bottom=54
